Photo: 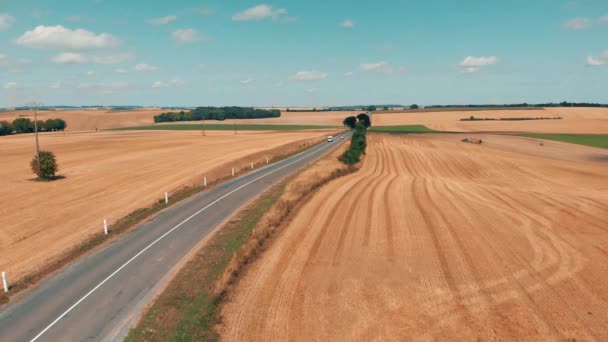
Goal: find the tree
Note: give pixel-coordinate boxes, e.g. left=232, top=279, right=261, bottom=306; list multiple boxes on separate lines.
left=356, top=113, right=371, bottom=128
left=410, top=104, right=419, bottom=109
left=36, top=120, right=46, bottom=132
left=383, top=106, right=389, bottom=110
left=31, top=150, right=58, bottom=180
left=343, top=116, right=357, bottom=129
left=12, top=118, right=33, bottom=133
left=0, top=121, right=13, bottom=135
left=366, top=105, right=377, bottom=112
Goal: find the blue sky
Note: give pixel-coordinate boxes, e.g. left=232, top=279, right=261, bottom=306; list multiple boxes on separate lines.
left=1, top=0, right=607, bottom=107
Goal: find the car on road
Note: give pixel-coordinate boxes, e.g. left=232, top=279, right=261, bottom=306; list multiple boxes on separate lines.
left=341, top=136, right=344, bottom=139
left=327, top=135, right=334, bottom=142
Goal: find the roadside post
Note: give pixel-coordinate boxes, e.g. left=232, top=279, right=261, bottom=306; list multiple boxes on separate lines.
left=266, top=157, right=269, bottom=164
left=204, top=176, right=207, bottom=187
left=251, top=162, right=254, bottom=169
left=232, top=168, right=235, bottom=177
left=104, top=219, right=108, bottom=235
left=2, top=272, right=8, bottom=292
left=165, top=192, right=169, bottom=204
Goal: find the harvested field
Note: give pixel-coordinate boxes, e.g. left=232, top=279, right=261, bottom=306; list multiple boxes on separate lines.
left=373, top=107, right=608, bottom=133
left=0, top=108, right=166, bottom=131
left=221, top=134, right=608, bottom=341
left=0, top=129, right=337, bottom=282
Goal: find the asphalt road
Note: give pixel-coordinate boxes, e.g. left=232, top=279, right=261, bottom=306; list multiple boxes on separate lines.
left=0, top=132, right=350, bottom=342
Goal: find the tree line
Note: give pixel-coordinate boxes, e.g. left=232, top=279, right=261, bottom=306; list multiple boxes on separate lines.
left=340, top=113, right=371, bottom=164
left=154, top=107, right=281, bottom=123
left=0, top=118, right=67, bottom=136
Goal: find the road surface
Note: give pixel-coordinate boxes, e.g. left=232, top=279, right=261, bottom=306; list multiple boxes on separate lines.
left=0, top=133, right=350, bottom=342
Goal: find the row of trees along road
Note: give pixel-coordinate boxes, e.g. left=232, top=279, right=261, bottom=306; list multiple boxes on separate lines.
left=0, top=118, right=67, bottom=135
left=340, top=113, right=370, bottom=164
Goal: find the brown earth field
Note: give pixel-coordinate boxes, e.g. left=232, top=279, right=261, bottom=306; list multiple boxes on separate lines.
left=2, top=107, right=607, bottom=133
left=0, top=129, right=338, bottom=283
left=0, top=108, right=166, bottom=131
left=221, top=134, right=608, bottom=341
left=372, top=107, right=608, bottom=133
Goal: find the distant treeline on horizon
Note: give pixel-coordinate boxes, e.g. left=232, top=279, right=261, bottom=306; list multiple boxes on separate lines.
left=2, top=102, right=608, bottom=112
left=153, top=107, right=281, bottom=123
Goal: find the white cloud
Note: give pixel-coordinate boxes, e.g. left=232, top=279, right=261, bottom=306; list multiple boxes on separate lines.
left=52, top=52, right=88, bottom=64
left=275, top=80, right=284, bottom=87
left=232, top=4, right=290, bottom=21
left=586, top=52, right=608, bottom=66
left=344, top=71, right=353, bottom=77
left=50, top=81, right=63, bottom=89
left=564, top=17, right=591, bottom=30
left=0, top=13, right=15, bottom=30
left=146, top=15, right=177, bottom=25
left=600, top=14, right=608, bottom=23
left=460, top=56, right=498, bottom=67
left=240, top=78, right=254, bottom=85
left=16, top=25, right=119, bottom=50
left=4, top=82, right=17, bottom=89
left=459, top=56, right=498, bottom=73
left=306, top=88, right=316, bottom=93
left=152, top=79, right=184, bottom=88
left=51, top=52, right=132, bottom=64
left=114, top=68, right=128, bottom=74
left=360, top=61, right=393, bottom=73
left=171, top=29, right=203, bottom=43
left=135, top=63, right=159, bottom=71
left=397, top=66, right=407, bottom=73
left=91, top=53, right=133, bottom=64
left=87, top=70, right=97, bottom=76
left=290, top=70, right=327, bottom=81
left=340, top=20, right=354, bottom=28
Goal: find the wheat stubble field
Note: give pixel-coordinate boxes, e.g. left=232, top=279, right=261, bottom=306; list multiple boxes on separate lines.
left=0, top=129, right=336, bottom=283
left=221, top=134, right=608, bottom=341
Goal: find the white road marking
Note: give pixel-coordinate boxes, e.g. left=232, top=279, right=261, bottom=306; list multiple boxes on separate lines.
left=30, top=137, right=344, bottom=341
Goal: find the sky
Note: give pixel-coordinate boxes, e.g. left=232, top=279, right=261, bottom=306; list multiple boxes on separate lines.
left=0, top=0, right=607, bottom=107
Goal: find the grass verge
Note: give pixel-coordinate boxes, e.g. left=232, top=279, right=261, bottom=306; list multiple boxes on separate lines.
left=111, top=124, right=339, bottom=131
left=126, top=147, right=356, bottom=341
left=518, top=133, right=608, bottom=149
left=369, top=125, right=438, bottom=133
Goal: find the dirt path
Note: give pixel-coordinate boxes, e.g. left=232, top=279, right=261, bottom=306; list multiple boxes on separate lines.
left=221, top=134, right=608, bottom=341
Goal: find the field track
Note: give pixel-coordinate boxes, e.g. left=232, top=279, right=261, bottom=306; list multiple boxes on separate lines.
left=221, top=134, right=608, bottom=341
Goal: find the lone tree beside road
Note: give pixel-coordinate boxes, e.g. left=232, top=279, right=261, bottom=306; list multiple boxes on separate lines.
left=31, top=151, right=58, bottom=180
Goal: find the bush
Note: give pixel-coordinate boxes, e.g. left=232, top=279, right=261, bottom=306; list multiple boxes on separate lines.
left=0, top=121, right=12, bottom=135
left=339, top=149, right=361, bottom=164
left=31, top=151, right=58, bottom=180
left=410, top=104, right=419, bottom=109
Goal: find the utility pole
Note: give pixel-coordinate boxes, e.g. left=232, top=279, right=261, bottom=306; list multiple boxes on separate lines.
left=28, top=101, right=43, bottom=178
left=202, top=114, right=206, bottom=136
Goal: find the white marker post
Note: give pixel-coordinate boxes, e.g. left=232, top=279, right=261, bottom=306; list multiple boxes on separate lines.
left=266, top=157, right=269, bottom=164
left=232, top=168, right=235, bottom=177
left=203, top=176, right=207, bottom=187
left=165, top=192, right=169, bottom=204
left=251, top=162, right=254, bottom=169
left=103, top=219, right=108, bottom=235
left=2, top=272, right=8, bottom=292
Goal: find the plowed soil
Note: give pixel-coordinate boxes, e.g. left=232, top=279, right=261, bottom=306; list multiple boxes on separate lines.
left=221, top=134, right=608, bottom=341
left=0, top=130, right=336, bottom=282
